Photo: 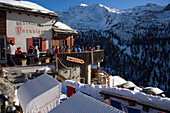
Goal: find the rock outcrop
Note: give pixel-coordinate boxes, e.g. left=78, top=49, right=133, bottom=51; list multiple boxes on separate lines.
left=0, top=78, right=15, bottom=105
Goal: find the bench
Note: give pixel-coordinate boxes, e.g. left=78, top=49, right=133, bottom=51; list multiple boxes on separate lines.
left=39, top=56, right=51, bottom=63
left=14, top=58, right=27, bottom=66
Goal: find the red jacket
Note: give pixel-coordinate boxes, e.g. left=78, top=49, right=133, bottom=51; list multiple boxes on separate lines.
left=15, top=49, right=22, bottom=55
left=54, top=49, right=60, bottom=53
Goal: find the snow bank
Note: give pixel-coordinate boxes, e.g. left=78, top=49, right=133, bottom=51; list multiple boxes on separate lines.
left=62, top=80, right=170, bottom=108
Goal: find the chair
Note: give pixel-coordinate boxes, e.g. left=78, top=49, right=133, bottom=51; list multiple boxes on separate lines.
left=110, top=99, right=126, bottom=112
left=126, top=106, right=141, bottom=113
left=66, top=86, right=76, bottom=97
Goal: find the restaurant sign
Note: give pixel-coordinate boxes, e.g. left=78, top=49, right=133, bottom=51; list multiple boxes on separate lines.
left=66, top=56, right=85, bottom=64
left=15, top=21, right=44, bottom=35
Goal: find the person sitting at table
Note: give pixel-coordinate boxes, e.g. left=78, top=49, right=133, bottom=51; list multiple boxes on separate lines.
left=15, top=47, right=25, bottom=58
left=77, top=46, right=81, bottom=52
left=28, top=46, right=34, bottom=55
left=72, top=46, right=77, bottom=52
left=65, top=46, right=71, bottom=53
left=84, top=47, right=88, bottom=52
left=81, top=46, right=85, bottom=52
left=33, top=46, right=39, bottom=63
left=59, top=46, right=65, bottom=53
left=54, top=46, right=60, bottom=53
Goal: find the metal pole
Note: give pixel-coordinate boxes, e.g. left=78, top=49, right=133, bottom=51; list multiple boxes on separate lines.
left=55, top=54, right=58, bottom=72
left=69, top=68, right=71, bottom=80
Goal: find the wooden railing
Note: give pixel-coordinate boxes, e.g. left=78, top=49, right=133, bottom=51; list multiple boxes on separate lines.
left=100, top=91, right=170, bottom=113
left=57, top=50, right=104, bottom=68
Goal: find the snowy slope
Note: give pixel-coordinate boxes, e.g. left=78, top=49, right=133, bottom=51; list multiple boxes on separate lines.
left=59, top=3, right=170, bottom=97
left=59, top=3, right=170, bottom=39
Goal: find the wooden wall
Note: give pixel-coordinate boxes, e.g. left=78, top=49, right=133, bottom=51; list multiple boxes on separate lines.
left=0, top=11, right=6, bottom=37
left=52, top=39, right=59, bottom=48
left=52, top=34, right=74, bottom=48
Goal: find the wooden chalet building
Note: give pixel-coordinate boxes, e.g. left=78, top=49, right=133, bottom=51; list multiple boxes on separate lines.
left=0, top=1, right=105, bottom=84
left=52, top=21, right=78, bottom=48
left=0, top=1, right=77, bottom=64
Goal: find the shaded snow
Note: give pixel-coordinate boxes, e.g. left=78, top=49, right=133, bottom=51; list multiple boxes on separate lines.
left=62, top=80, right=170, bottom=108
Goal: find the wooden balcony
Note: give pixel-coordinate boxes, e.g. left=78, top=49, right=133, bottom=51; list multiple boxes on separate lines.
left=56, top=50, right=104, bottom=68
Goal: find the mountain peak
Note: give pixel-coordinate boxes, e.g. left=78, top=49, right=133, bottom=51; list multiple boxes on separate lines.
left=145, top=3, right=158, bottom=7
left=164, top=3, right=170, bottom=11
left=90, top=3, right=120, bottom=13
left=79, top=3, right=88, bottom=7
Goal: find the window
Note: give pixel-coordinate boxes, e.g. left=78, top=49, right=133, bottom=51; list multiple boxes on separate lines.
left=33, top=38, right=41, bottom=51
left=0, top=38, right=6, bottom=60
left=27, top=37, right=46, bottom=52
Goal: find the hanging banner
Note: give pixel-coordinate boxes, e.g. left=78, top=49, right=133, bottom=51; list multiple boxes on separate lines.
left=66, top=56, right=85, bottom=64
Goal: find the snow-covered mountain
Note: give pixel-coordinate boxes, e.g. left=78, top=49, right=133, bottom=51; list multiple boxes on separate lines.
left=59, top=3, right=170, bottom=39
left=58, top=3, right=170, bottom=97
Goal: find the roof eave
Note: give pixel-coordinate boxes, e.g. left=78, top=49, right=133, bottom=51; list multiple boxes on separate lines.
left=0, top=5, right=59, bottom=19
left=53, top=27, right=78, bottom=35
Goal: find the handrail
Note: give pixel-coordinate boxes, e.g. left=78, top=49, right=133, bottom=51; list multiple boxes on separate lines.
left=99, top=91, right=170, bottom=112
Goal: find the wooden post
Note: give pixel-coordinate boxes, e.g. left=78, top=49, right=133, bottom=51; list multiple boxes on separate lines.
left=22, top=59, right=27, bottom=66
left=19, top=103, right=23, bottom=113
left=80, top=65, right=91, bottom=84
left=91, top=51, right=94, bottom=64
left=0, top=65, right=3, bottom=78
left=69, top=68, right=71, bottom=80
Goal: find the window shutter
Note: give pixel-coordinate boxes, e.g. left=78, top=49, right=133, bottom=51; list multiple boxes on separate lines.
left=67, top=38, right=70, bottom=47
left=41, top=38, right=46, bottom=52
left=27, top=38, right=33, bottom=52
left=8, top=37, right=15, bottom=44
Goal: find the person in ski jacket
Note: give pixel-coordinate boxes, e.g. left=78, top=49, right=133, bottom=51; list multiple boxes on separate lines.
left=7, top=40, right=16, bottom=66
left=77, top=47, right=81, bottom=52
left=33, top=46, right=39, bottom=63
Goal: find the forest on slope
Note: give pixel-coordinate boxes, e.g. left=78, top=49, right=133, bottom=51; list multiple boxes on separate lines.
left=74, top=28, right=170, bottom=96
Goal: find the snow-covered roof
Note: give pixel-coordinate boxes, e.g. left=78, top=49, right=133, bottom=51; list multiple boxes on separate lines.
left=49, top=92, right=123, bottom=113
left=143, top=87, right=164, bottom=95
left=17, top=74, right=61, bottom=113
left=54, top=21, right=73, bottom=30
left=123, top=81, right=136, bottom=89
left=110, top=76, right=127, bottom=87
left=0, top=0, right=53, bottom=13
left=53, top=21, right=78, bottom=35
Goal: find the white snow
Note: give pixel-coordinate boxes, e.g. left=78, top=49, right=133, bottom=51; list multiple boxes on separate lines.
left=98, top=4, right=121, bottom=13
left=109, top=76, right=127, bottom=87
left=79, top=3, right=88, bottom=7
left=0, top=0, right=53, bottom=13
left=143, top=87, right=164, bottom=95
left=13, top=89, right=19, bottom=106
left=123, top=81, right=136, bottom=88
left=59, top=3, right=169, bottom=40
left=62, top=80, right=170, bottom=108
left=54, top=21, right=73, bottom=30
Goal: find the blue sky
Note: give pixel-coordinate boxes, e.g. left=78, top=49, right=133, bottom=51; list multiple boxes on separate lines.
left=27, top=0, right=170, bottom=12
